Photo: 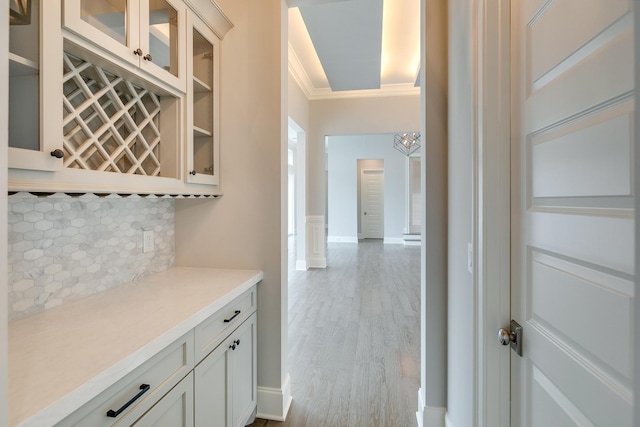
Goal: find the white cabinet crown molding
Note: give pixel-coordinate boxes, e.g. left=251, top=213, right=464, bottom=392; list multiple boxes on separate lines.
left=183, top=0, right=234, bottom=39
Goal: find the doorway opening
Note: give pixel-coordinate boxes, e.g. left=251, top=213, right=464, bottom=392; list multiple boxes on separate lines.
left=288, top=118, right=307, bottom=271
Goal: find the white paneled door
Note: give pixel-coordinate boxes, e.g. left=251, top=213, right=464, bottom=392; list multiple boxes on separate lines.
left=361, top=169, right=384, bottom=239
left=511, top=1, right=634, bottom=426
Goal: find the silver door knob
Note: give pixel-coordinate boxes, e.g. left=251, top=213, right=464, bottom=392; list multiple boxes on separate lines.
left=498, top=320, right=523, bottom=356
left=498, top=328, right=515, bottom=345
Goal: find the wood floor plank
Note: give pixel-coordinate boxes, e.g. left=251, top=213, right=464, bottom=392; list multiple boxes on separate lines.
left=248, top=240, right=420, bottom=427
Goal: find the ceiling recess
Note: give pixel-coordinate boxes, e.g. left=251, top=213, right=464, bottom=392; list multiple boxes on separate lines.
left=299, top=0, right=383, bottom=91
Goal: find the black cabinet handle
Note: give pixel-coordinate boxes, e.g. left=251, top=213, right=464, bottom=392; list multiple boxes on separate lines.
left=234, top=339, right=240, bottom=346
left=143, top=53, right=153, bottom=61
left=106, top=384, right=150, bottom=418
left=223, top=310, right=241, bottom=323
left=134, top=48, right=143, bottom=56
left=190, top=170, right=197, bottom=176
left=50, top=149, right=64, bottom=159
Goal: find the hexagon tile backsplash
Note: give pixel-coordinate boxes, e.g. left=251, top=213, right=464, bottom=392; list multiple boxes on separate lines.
left=8, top=193, right=175, bottom=321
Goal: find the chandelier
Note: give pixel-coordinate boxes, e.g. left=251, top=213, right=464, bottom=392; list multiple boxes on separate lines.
left=393, top=132, right=421, bottom=156
left=10, top=0, right=31, bottom=25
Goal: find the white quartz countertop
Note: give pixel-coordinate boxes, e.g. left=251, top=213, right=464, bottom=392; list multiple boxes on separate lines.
left=8, top=267, right=263, bottom=427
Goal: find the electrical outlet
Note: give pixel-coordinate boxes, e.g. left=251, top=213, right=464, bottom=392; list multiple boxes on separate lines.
left=467, top=243, right=473, bottom=273
left=143, top=230, right=154, bottom=253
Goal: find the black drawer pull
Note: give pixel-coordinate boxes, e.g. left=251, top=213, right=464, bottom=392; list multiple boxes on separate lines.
left=223, top=310, right=241, bottom=323
left=106, top=384, right=150, bottom=418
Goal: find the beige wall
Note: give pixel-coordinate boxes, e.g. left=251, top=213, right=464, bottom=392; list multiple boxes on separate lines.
left=174, top=0, right=287, bottom=399
left=308, top=95, right=420, bottom=216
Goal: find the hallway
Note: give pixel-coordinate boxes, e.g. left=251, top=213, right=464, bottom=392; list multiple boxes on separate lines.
left=250, top=239, right=421, bottom=427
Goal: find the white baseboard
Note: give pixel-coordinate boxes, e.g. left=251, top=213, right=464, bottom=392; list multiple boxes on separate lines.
left=416, top=388, right=445, bottom=427
left=295, top=260, right=308, bottom=271
left=327, top=236, right=358, bottom=243
left=383, top=237, right=404, bottom=244
left=403, top=233, right=421, bottom=241
left=307, top=256, right=326, bottom=268
left=445, top=412, right=452, bottom=427
left=257, top=373, right=293, bottom=421
left=404, top=240, right=421, bottom=246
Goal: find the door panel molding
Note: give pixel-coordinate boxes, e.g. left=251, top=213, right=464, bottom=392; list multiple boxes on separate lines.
left=512, top=0, right=634, bottom=425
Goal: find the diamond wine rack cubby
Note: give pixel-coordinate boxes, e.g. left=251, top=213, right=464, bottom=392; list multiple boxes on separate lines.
left=62, top=52, right=163, bottom=176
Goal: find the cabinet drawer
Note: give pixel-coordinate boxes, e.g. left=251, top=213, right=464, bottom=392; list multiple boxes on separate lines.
left=194, top=286, right=256, bottom=363
left=57, top=331, right=194, bottom=427
left=132, top=372, right=194, bottom=427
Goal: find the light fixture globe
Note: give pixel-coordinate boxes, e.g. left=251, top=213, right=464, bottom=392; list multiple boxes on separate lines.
left=393, top=132, right=421, bottom=156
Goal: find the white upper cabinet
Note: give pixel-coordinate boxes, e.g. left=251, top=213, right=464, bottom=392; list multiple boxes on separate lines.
left=186, top=10, right=220, bottom=186
left=9, top=0, right=64, bottom=171
left=7, top=0, right=233, bottom=195
left=63, top=0, right=188, bottom=93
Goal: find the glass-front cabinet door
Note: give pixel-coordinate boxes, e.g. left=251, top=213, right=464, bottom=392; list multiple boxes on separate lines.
left=64, top=0, right=140, bottom=69
left=63, top=0, right=186, bottom=92
left=186, top=11, right=220, bottom=186
left=8, top=0, right=63, bottom=171
left=139, top=0, right=186, bottom=91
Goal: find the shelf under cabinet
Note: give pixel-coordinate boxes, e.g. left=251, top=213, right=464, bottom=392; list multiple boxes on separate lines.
left=9, top=52, right=38, bottom=76
left=193, top=125, right=213, bottom=137
left=193, top=76, right=212, bottom=93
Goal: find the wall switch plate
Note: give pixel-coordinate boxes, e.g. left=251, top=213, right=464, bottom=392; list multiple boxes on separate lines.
left=467, top=243, right=473, bottom=273
left=143, top=230, right=154, bottom=253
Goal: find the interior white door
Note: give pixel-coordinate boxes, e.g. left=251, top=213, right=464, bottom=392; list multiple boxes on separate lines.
left=511, top=1, right=634, bottom=426
left=361, top=169, right=384, bottom=239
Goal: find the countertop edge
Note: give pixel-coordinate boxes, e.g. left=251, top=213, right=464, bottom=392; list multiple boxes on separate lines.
left=14, top=268, right=263, bottom=427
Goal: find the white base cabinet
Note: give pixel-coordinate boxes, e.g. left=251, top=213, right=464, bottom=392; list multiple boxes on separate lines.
left=195, top=313, right=257, bottom=427
left=54, top=284, right=257, bottom=427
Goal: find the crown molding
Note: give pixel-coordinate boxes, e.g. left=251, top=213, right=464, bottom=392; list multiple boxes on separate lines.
left=307, top=83, right=420, bottom=100
left=183, top=0, right=233, bottom=39
left=287, top=43, right=314, bottom=99
left=288, top=44, right=420, bottom=101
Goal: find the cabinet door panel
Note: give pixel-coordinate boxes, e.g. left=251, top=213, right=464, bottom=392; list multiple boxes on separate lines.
left=9, top=0, right=64, bottom=171
left=194, top=339, right=229, bottom=427
left=230, top=314, right=257, bottom=427
left=186, top=11, right=220, bottom=186
left=133, top=373, right=194, bottom=427
left=63, top=0, right=141, bottom=68
left=80, top=0, right=128, bottom=45
left=139, top=0, right=187, bottom=91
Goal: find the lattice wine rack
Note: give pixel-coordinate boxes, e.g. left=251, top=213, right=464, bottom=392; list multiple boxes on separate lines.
left=62, top=52, right=162, bottom=176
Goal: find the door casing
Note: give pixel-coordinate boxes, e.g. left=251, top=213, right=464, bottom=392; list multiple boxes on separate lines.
left=474, top=1, right=512, bottom=426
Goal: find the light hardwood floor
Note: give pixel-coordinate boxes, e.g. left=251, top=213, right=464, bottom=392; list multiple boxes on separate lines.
left=249, top=239, right=421, bottom=427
